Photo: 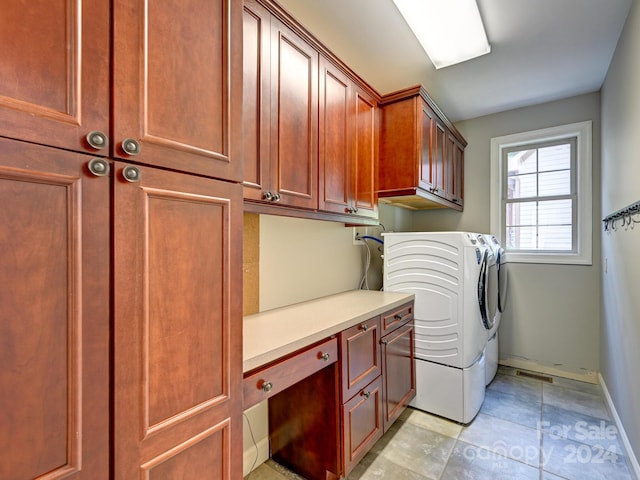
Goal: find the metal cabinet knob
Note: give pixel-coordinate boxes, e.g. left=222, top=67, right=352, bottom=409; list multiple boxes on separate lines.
left=272, top=192, right=281, bottom=202
left=122, top=165, right=141, bottom=183
left=263, top=191, right=273, bottom=201
left=321, top=352, right=330, bottom=362
left=122, top=138, right=141, bottom=156
left=86, top=131, right=108, bottom=150
left=361, top=391, right=371, bottom=399
left=360, top=323, right=368, bottom=332
left=88, top=158, right=110, bottom=177
left=262, top=381, right=273, bottom=393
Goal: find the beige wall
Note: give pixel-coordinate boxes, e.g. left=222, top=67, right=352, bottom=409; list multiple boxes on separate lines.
left=600, top=0, right=640, bottom=466
left=258, top=215, right=363, bottom=310
left=407, top=92, right=603, bottom=379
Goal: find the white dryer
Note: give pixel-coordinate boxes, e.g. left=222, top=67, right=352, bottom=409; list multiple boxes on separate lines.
left=383, top=232, right=493, bottom=423
left=483, top=235, right=507, bottom=385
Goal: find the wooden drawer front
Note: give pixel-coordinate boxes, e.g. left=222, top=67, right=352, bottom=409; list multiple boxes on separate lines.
left=381, top=301, right=413, bottom=336
left=341, top=376, right=383, bottom=476
left=382, top=321, right=416, bottom=432
left=340, top=316, right=381, bottom=401
left=243, top=337, right=338, bottom=409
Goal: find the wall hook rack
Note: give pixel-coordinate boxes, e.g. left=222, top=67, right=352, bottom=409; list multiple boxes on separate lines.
left=602, top=200, right=640, bottom=231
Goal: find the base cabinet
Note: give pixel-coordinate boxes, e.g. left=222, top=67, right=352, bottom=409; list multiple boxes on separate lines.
left=262, top=301, right=414, bottom=479
left=341, top=376, right=383, bottom=475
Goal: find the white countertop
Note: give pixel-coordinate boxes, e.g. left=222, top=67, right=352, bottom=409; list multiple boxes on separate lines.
left=243, top=290, right=414, bottom=372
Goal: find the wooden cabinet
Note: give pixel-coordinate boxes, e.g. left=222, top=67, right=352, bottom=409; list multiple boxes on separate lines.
left=259, top=301, right=414, bottom=479
left=379, top=85, right=466, bottom=211
left=243, top=0, right=379, bottom=224
left=351, top=85, right=379, bottom=219
left=0, top=0, right=243, bottom=182
left=0, top=139, right=110, bottom=480
left=381, top=318, right=416, bottom=431
left=113, top=164, right=243, bottom=479
left=243, top=0, right=318, bottom=209
left=318, top=58, right=378, bottom=220
left=318, top=57, right=352, bottom=216
left=339, top=316, right=383, bottom=476
left=0, top=0, right=110, bottom=156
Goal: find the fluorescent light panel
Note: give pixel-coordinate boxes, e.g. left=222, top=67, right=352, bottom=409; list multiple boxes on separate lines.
left=393, top=0, right=491, bottom=69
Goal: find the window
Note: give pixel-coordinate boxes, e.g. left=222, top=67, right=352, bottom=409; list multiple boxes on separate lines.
left=490, top=121, right=592, bottom=265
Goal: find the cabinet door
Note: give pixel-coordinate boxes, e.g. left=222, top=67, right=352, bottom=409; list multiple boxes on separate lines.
left=381, top=322, right=416, bottom=432
left=113, top=0, right=243, bottom=181
left=418, top=101, right=436, bottom=192
left=342, top=376, right=383, bottom=476
left=113, top=163, right=243, bottom=479
left=319, top=56, right=351, bottom=215
left=0, top=0, right=110, bottom=155
left=242, top=0, right=272, bottom=201
left=352, top=86, right=379, bottom=218
left=0, top=139, right=109, bottom=479
left=432, top=119, right=447, bottom=197
left=270, top=19, right=319, bottom=209
left=451, top=138, right=465, bottom=207
left=340, top=316, right=382, bottom=400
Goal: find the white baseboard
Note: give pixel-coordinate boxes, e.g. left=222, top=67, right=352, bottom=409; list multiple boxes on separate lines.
left=599, top=373, right=640, bottom=480
left=499, top=357, right=598, bottom=384
left=243, top=436, right=269, bottom=477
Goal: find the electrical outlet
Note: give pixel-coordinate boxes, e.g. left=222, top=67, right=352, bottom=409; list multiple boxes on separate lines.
left=352, top=227, right=364, bottom=245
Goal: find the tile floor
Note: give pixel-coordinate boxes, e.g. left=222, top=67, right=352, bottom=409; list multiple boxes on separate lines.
left=244, top=366, right=637, bottom=480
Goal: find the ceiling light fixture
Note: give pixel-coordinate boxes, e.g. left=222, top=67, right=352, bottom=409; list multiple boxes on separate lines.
left=392, top=0, right=491, bottom=69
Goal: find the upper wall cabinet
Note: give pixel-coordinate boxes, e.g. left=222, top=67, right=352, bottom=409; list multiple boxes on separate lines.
left=0, top=0, right=243, bottom=182
left=243, top=0, right=319, bottom=209
left=318, top=57, right=378, bottom=220
left=379, top=86, right=466, bottom=211
left=243, top=0, right=379, bottom=224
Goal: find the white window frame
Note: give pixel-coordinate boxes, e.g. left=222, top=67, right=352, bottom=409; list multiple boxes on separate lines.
left=490, top=121, right=592, bottom=265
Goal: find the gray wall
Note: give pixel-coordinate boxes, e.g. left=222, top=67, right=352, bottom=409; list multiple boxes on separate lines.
left=600, top=0, right=640, bottom=463
left=407, top=92, right=603, bottom=380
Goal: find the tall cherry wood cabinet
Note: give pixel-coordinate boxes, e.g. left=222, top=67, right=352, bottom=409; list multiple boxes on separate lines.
left=0, top=0, right=244, bottom=478
left=0, top=140, right=110, bottom=480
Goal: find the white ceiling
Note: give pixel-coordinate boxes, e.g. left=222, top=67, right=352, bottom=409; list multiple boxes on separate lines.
left=275, top=0, right=632, bottom=122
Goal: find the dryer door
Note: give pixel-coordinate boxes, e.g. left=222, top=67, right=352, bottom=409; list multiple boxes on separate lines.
left=477, top=249, right=495, bottom=331
left=497, top=248, right=508, bottom=312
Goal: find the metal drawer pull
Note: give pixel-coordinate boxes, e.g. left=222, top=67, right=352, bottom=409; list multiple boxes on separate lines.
left=394, top=314, right=403, bottom=320
left=361, top=391, right=371, bottom=399
left=262, top=381, right=273, bottom=393
left=321, top=352, right=331, bottom=362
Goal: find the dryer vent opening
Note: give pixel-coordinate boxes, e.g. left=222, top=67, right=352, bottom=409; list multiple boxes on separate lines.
left=515, top=370, right=554, bottom=383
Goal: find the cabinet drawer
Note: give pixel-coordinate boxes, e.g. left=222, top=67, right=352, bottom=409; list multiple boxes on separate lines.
left=341, top=375, right=383, bottom=476
left=381, top=301, right=413, bottom=336
left=340, top=315, right=381, bottom=401
left=243, top=337, right=338, bottom=409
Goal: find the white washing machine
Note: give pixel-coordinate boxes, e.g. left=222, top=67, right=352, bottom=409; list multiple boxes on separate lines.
left=482, top=235, right=507, bottom=385
left=383, top=232, right=493, bottom=423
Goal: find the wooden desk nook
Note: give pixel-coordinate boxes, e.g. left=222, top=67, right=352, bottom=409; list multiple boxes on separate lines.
left=243, top=290, right=416, bottom=479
